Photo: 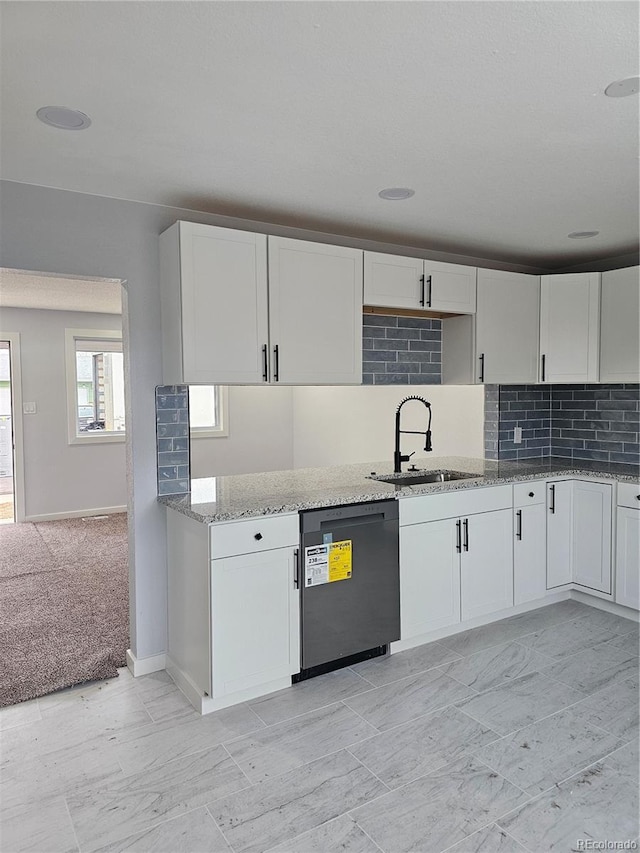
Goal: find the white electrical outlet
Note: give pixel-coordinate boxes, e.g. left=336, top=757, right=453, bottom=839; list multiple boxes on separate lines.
left=23, top=402, right=37, bottom=414
left=514, top=426, right=522, bottom=444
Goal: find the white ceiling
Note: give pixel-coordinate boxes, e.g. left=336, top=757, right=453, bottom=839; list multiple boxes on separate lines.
left=1, top=1, right=638, bottom=269
left=0, top=269, right=122, bottom=314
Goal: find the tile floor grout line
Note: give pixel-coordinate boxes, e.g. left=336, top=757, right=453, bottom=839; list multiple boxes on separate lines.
left=344, top=747, right=392, bottom=793
left=248, top=679, right=379, bottom=727
left=205, top=803, right=242, bottom=853
left=244, top=694, right=378, bottom=734
left=353, top=820, right=386, bottom=853
left=62, top=794, right=83, bottom=853
left=220, top=741, right=257, bottom=790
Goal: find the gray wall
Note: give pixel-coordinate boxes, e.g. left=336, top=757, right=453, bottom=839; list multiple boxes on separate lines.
left=0, top=179, right=536, bottom=662
left=0, top=307, right=126, bottom=517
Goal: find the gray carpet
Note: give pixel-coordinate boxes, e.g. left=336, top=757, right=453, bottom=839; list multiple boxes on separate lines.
left=0, top=514, right=129, bottom=707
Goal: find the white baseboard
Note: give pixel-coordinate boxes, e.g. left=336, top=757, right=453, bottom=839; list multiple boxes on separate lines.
left=25, top=505, right=127, bottom=522
left=126, top=649, right=167, bottom=677
left=570, top=590, right=640, bottom=623
left=166, top=655, right=291, bottom=716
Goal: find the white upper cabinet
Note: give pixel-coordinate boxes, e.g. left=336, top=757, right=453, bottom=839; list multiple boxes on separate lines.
left=364, top=252, right=425, bottom=310
left=268, top=237, right=363, bottom=385
left=539, top=273, right=600, bottom=383
left=600, top=265, right=640, bottom=383
left=160, top=223, right=363, bottom=385
left=425, top=260, right=477, bottom=314
left=475, top=269, right=540, bottom=383
left=364, top=252, right=476, bottom=314
left=441, top=269, right=540, bottom=384
left=160, top=222, right=269, bottom=385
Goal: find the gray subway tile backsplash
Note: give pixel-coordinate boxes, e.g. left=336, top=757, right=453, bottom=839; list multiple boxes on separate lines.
left=362, top=315, right=442, bottom=385
left=156, top=385, right=190, bottom=495
left=489, top=383, right=639, bottom=464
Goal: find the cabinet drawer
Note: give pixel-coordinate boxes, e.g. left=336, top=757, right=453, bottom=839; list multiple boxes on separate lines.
left=513, top=481, right=546, bottom=506
left=210, top=513, right=299, bottom=559
left=618, top=482, right=640, bottom=510
left=399, top=485, right=512, bottom=526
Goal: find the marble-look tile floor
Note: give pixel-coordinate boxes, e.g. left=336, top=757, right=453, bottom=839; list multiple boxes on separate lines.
left=1, top=599, right=638, bottom=853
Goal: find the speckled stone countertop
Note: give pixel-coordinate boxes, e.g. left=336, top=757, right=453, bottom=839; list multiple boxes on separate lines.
left=158, top=456, right=640, bottom=524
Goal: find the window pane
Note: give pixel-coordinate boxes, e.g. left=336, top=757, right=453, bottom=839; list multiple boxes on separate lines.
left=75, top=349, right=125, bottom=434
left=189, top=386, right=218, bottom=430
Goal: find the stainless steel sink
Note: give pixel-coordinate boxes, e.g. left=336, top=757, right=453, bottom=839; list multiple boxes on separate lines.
left=371, top=470, right=477, bottom=486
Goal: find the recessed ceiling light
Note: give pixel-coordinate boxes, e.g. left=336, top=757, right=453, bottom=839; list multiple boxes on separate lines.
left=604, top=76, right=639, bottom=98
left=568, top=231, right=600, bottom=239
left=378, top=187, right=415, bottom=200
left=36, top=106, right=91, bottom=130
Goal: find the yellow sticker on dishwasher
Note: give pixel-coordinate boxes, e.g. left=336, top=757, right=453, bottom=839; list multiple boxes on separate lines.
left=304, top=540, right=352, bottom=586
left=329, top=540, right=352, bottom=582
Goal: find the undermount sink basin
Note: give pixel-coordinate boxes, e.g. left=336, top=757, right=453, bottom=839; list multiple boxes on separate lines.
left=371, top=470, right=477, bottom=486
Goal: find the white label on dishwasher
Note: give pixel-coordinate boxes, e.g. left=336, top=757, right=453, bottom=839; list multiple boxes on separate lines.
left=304, top=541, right=352, bottom=586
left=305, top=545, right=329, bottom=586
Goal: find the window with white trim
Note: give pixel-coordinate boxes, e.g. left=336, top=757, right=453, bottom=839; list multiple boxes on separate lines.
left=188, top=386, right=228, bottom=438
left=65, top=329, right=125, bottom=444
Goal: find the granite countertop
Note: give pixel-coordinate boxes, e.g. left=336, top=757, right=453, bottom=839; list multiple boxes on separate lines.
left=158, top=456, right=640, bottom=524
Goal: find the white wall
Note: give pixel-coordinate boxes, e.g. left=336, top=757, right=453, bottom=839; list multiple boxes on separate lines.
left=0, top=307, right=126, bottom=518
left=190, top=385, right=294, bottom=477
left=293, top=385, right=484, bottom=469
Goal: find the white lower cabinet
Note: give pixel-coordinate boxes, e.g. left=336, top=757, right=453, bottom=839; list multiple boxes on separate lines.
left=399, top=487, right=513, bottom=642
left=572, top=480, right=612, bottom=594
left=400, top=519, right=460, bottom=640
left=546, top=479, right=613, bottom=594
left=546, top=480, right=573, bottom=588
left=461, top=509, right=513, bottom=620
left=211, top=547, right=300, bottom=697
left=615, top=483, right=640, bottom=610
left=167, top=510, right=300, bottom=711
left=513, top=485, right=547, bottom=605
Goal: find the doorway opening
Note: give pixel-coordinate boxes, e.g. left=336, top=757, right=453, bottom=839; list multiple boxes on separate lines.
left=0, top=341, right=15, bottom=524
left=0, top=268, right=131, bottom=707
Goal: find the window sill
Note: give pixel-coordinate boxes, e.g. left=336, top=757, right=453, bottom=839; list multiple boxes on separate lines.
left=69, top=433, right=126, bottom=446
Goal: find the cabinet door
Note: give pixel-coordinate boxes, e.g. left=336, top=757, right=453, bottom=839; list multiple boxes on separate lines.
left=178, top=222, right=269, bottom=384
left=572, top=481, right=612, bottom=594
left=514, top=503, right=547, bottom=605
left=546, top=480, right=573, bottom=588
left=461, top=509, right=513, bottom=620
left=600, top=266, right=640, bottom=382
left=210, top=548, right=299, bottom=697
left=268, top=237, right=363, bottom=384
left=616, top=507, right=640, bottom=610
left=363, top=252, right=425, bottom=310
left=539, top=273, right=600, bottom=383
left=399, top=519, right=460, bottom=639
left=475, top=270, right=540, bottom=384
left=424, top=260, right=477, bottom=314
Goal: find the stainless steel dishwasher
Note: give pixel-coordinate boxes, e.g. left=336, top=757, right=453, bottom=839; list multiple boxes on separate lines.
left=297, top=500, right=400, bottom=679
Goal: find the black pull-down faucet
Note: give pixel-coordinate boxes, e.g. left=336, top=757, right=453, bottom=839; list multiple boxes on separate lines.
left=394, top=396, right=432, bottom=473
